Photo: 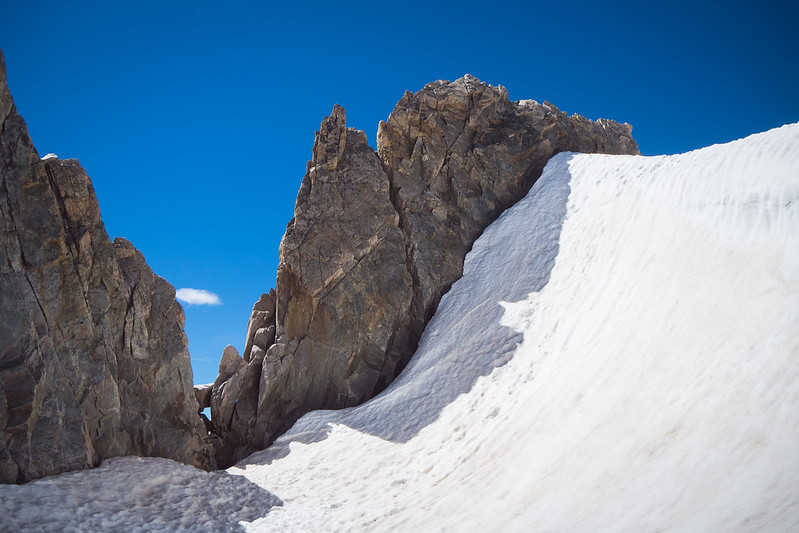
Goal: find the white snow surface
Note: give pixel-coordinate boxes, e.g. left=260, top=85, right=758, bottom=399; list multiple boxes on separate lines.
left=2, top=123, right=798, bottom=531
left=0, top=457, right=281, bottom=532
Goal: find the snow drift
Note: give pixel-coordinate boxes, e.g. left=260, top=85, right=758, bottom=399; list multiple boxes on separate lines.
left=2, top=123, right=798, bottom=531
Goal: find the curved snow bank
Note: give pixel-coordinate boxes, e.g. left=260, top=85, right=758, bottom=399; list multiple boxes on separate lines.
left=239, top=123, right=799, bottom=531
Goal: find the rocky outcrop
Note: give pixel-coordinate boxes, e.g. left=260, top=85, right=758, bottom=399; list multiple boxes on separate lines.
left=209, top=295, right=276, bottom=466
left=210, top=76, right=639, bottom=466
left=0, top=49, right=214, bottom=483
left=375, top=76, right=638, bottom=387
left=256, top=105, right=412, bottom=443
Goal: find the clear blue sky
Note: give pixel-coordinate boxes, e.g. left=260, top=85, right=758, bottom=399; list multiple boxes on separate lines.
left=2, top=1, right=797, bottom=385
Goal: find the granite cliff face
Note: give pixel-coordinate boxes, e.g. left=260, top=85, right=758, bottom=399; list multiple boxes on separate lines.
left=208, top=75, right=640, bottom=466
left=0, top=50, right=214, bottom=483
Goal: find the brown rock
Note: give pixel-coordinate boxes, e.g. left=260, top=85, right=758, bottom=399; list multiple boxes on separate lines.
left=375, top=76, right=639, bottom=387
left=242, top=291, right=276, bottom=362
left=0, top=49, right=214, bottom=483
left=252, top=105, right=413, bottom=446
left=194, top=384, right=213, bottom=411
left=209, top=77, right=639, bottom=466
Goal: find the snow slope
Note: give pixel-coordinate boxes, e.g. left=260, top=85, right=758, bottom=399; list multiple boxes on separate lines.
left=2, top=123, right=798, bottom=532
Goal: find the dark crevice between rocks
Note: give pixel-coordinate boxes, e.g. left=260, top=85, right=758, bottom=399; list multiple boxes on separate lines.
left=120, top=281, right=137, bottom=368
left=43, top=162, right=93, bottom=317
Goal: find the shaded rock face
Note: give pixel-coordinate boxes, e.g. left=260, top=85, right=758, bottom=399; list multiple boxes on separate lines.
left=210, top=76, right=639, bottom=466
left=0, top=50, right=214, bottom=483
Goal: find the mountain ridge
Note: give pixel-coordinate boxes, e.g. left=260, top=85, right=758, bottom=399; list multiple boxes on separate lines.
left=205, top=74, right=639, bottom=466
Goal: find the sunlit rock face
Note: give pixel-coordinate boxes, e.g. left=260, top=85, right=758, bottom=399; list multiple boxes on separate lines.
left=210, top=75, right=639, bottom=466
left=0, top=49, right=214, bottom=483
left=375, top=75, right=638, bottom=389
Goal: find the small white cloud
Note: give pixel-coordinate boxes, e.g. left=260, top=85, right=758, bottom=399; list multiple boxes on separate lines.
left=176, top=288, right=222, bottom=306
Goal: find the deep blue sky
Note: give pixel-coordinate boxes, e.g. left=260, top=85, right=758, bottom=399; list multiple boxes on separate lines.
left=2, top=1, right=797, bottom=385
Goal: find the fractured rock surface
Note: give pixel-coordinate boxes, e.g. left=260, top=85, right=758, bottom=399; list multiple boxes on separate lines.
left=375, top=76, right=638, bottom=387
left=0, top=49, right=214, bottom=483
left=211, top=76, right=640, bottom=466
left=257, top=105, right=412, bottom=443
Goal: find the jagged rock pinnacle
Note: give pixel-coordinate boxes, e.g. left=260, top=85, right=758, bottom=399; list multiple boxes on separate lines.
left=209, top=75, right=639, bottom=466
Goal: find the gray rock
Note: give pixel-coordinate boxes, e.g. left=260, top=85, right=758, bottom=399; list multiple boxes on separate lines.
left=252, top=327, right=275, bottom=352
left=111, top=237, right=214, bottom=470
left=0, top=49, right=214, bottom=483
left=210, top=347, right=265, bottom=467
left=210, top=76, right=639, bottom=466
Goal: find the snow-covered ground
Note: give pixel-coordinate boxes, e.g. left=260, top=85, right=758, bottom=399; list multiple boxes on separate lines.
left=2, top=123, right=798, bottom=532
left=0, top=457, right=281, bottom=532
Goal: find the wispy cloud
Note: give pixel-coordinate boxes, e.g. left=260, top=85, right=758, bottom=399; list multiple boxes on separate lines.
left=176, top=288, right=222, bottom=306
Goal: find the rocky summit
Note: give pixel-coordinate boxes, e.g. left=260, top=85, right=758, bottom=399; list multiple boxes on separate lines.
left=209, top=75, right=639, bottom=466
left=0, top=50, right=214, bottom=483
left=0, top=42, right=639, bottom=475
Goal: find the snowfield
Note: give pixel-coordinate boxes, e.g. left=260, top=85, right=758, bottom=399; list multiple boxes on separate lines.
left=2, top=123, right=798, bottom=532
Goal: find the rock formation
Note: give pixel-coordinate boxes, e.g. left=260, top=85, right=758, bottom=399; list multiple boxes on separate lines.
left=210, top=75, right=640, bottom=466
left=0, top=49, right=214, bottom=483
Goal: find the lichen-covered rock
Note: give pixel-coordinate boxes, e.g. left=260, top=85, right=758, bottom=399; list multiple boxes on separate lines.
left=210, top=76, right=640, bottom=465
left=0, top=49, right=214, bottom=483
